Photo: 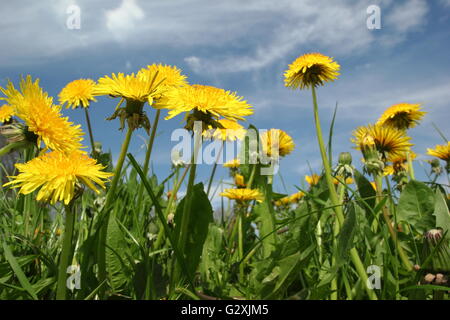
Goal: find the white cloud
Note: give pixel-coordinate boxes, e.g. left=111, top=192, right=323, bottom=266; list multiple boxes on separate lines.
left=105, top=0, right=145, bottom=39
left=0, top=0, right=430, bottom=70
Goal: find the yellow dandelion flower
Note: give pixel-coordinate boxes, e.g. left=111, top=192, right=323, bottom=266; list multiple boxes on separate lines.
left=160, top=84, right=253, bottom=122
left=306, top=174, right=321, bottom=186
left=333, top=176, right=354, bottom=185
left=223, top=158, right=240, bottom=168
left=284, top=53, right=340, bottom=89
left=275, top=191, right=304, bottom=207
left=4, top=150, right=113, bottom=205
left=138, top=64, right=188, bottom=108
left=59, top=79, right=98, bottom=109
left=220, top=188, right=263, bottom=202
left=95, top=72, right=162, bottom=105
left=203, top=119, right=246, bottom=141
left=427, top=142, right=450, bottom=161
left=377, top=103, right=426, bottom=130
left=384, top=150, right=416, bottom=175
left=351, top=124, right=413, bottom=159
left=260, top=129, right=295, bottom=157
left=0, top=104, right=15, bottom=122
left=234, top=174, right=246, bottom=188
left=1, top=76, right=84, bottom=152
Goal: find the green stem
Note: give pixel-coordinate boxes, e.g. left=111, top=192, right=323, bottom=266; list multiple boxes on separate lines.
left=206, top=143, right=224, bottom=197
left=84, top=108, right=97, bottom=158
left=310, top=86, right=377, bottom=300
left=374, top=174, right=413, bottom=271
left=237, top=209, right=245, bottom=283
left=136, top=109, right=161, bottom=212
left=98, top=126, right=134, bottom=298
left=406, top=151, right=415, bottom=180
left=56, top=204, right=76, bottom=300
left=331, top=184, right=346, bottom=300
left=172, top=132, right=201, bottom=290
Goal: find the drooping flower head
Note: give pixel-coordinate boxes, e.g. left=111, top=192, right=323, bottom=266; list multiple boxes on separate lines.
left=351, top=124, right=413, bottom=160
left=377, top=103, right=426, bottom=130
left=0, top=105, right=14, bottom=123
left=203, top=119, right=246, bottom=141
left=59, top=79, right=98, bottom=109
left=427, top=142, right=450, bottom=162
left=284, top=53, right=340, bottom=89
left=159, top=84, right=253, bottom=126
left=0, top=76, right=85, bottom=152
left=260, top=129, right=295, bottom=157
left=4, top=150, right=113, bottom=205
left=220, top=188, right=263, bottom=202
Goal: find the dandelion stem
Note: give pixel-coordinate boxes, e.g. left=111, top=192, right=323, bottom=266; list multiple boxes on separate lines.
left=84, top=108, right=97, bottom=158
left=310, top=86, right=378, bottom=300
left=206, top=143, right=223, bottom=197
left=56, top=203, right=75, bottom=300
left=406, top=151, right=415, bottom=180
left=136, top=109, right=161, bottom=212
left=98, top=125, right=134, bottom=298
left=374, top=174, right=413, bottom=271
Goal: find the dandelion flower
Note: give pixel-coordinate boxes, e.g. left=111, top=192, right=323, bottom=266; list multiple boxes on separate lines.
left=224, top=158, right=240, bottom=168
left=220, top=188, right=263, bottom=202
left=275, top=191, right=304, bottom=207
left=384, top=151, right=416, bottom=175
left=377, top=103, right=426, bottom=130
left=4, top=150, right=113, bottom=205
left=427, top=142, right=450, bottom=161
left=333, top=176, right=354, bottom=185
left=0, top=105, right=14, bottom=122
left=160, top=84, right=253, bottom=122
left=234, top=174, right=246, bottom=188
left=203, top=119, right=246, bottom=141
left=351, top=124, right=413, bottom=159
left=1, top=76, right=84, bottom=152
left=59, top=79, right=98, bottom=109
left=260, top=129, right=295, bottom=157
left=306, top=174, right=321, bottom=186
left=95, top=72, right=162, bottom=105
left=284, top=53, right=340, bottom=89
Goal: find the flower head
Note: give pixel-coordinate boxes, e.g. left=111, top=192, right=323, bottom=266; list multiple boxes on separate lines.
left=234, top=174, right=246, bottom=188
left=284, top=53, right=340, bottom=89
left=220, top=188, right=263, bottom=202
left=377, top=103, right=426, bottom=130
left=59, top=79, right=98, bottom=109
left=0, top=105, right=14, bottom=122
left=4, top=150, right=113, bottom=205
left=203, top=119, right=246, bottom=141
left=1, top=76, right=84, bottom=152
left=95, top=72, right=162, bottom=105
left=351, top=124, right=413, bottom=159
left=223, top=158, right=240, bottom=169
left=138, top=64, right=188, bottom=108
left=427, top=142, right=450, bottom=162
left=384, top=151, right=416, bottom=176
left=306, top=174, right=321, bottom=186
left=160, top=84, right=253, bottom=123
left=260, top=129, right=295, bottom=157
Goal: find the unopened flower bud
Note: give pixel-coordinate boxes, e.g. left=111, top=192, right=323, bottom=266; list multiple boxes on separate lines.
left=338, top=152, right=352, bottom=165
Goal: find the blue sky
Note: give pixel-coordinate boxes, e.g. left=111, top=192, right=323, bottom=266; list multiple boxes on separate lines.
left=1, top=0, right=449, bottom=201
